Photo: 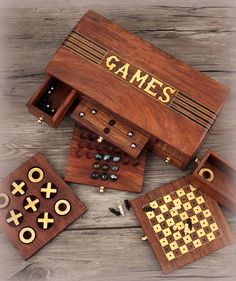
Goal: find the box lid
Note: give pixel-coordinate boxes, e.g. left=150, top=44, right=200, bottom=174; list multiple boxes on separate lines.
left=46, top=10, right=229, bottom=159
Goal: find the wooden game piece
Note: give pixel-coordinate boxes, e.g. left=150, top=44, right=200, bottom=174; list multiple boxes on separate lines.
left=0, top=152, right=87, bottom=260
left=10, top=180, right=27, bottom=196
left=184, top=223, right=190, bottom=235
left=19, top=227, right=36, bottom=244
left=64, top=126, right=147, bottom=192
left=99, top=186, right=105, bottom=193
left=124, top=199, right=131, bottom=211
left=54, top=199, right=71, bottom=216
left=131, top=176, right=234, bottom=273
left=37, top=212, right=54, bottom=229
left=143, top=206, right=154, bottom=212
left=23, top=196, right=40, bottom=212
left=192, top=150, right=236, bottom=212
left=0, top=192, right=10, bottom=209
left=172, top=225, right=178, bottom=231
left=28, top=167, right=44, bottom=183
left=186, top=218, right=193, bottom=231
left=109, top=208, right=121, bottom=216
left=6, top=210, right=23, bottom=227
left=171, top=205, right=181, bottom=212
left=40, top=182, right=58, bottom=199
left=142, top=236, right=148, bottom=241
left=117, top=201, right=125, bottom=216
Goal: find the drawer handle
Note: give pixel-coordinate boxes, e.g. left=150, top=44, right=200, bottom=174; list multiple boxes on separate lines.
left=37, top=116, right=44, bottom=124
left=165, top=156, right=171, bottom=163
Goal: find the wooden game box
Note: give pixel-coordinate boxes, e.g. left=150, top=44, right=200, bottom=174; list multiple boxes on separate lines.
left=192, top=150, right=236, bottom=212
left=131, top=176, right=234, bottom=273
left=27, top=10, right=229, bottom=169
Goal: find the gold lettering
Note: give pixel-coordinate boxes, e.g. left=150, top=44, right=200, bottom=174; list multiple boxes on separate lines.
left=106, top=55, right=120, bottom=71
left=144, top=78, right=163, bottom=97
left=158, top=86, right=176, bottom=104
left=114, top=63, right=130, bottom=79
left=129, top=69, right=149, bottom=88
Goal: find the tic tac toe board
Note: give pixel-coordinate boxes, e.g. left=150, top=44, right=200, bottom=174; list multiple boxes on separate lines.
left=65, top=126, right=147, bottom=192
left=0, top=152, right=87, bottom=260
left=131, top=176, right=234, bottom=273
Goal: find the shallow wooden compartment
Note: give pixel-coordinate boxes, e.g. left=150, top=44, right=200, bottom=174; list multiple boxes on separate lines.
left=27, top=75, right=77, bottom=128
left=192, top=150, right=236, bottom=212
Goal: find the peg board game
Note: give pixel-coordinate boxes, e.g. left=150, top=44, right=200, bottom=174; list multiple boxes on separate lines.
left=131, top=176, right=234, bottom=273
left=71, top=99, right=150, bottom=158
left=0, top=153, right=87, bottom=260
left=64, top=126, right=147, bottom=192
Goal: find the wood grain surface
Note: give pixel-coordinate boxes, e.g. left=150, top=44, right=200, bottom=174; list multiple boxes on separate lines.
left=0, top=1, right=236, bottom=280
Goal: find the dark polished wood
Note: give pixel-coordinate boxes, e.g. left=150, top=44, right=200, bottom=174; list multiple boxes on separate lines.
left=0, top=153, right=87, bottom=260
left=192, top=150, right=236, bottom=212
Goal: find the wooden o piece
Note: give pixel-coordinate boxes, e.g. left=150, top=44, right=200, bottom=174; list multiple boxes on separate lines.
left=198, top=168, right=214, bottom=182
left=19, top=227, right=36, bottom=244
left=0, top=193, right=10, bottom=209
left=28, top=167, right=44, bottom=183
left=54, top=199, right=71, bottom=216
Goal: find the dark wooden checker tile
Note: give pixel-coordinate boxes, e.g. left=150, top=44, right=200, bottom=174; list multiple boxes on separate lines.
left=0, top=153, right=87, bottom=260
left=131, top=176, right=234, bottom=273
left=154, top=208, right=161, bottom=216
left=64, top=126, right=147, bottom=192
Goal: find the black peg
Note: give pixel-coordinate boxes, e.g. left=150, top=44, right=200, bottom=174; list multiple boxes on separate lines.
left=109, top=208, right=121, bottom=216
left=143, top=206, right=154, bottom=212
left=124, top=200, right=131, bottom=211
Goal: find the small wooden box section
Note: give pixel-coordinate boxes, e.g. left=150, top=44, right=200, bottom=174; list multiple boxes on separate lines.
left=43, top=10, right=229, bottom=169
left=131, top=176, right=234, bottom=273
left=0, top=153, right=87, bottom=260
left=71, top=99, right=150, bottom=158
left=192, top=150, right=236, bottom=212
left=65, top=126, right=147, bottom=192
left=26, top=75, right=77, bottom=128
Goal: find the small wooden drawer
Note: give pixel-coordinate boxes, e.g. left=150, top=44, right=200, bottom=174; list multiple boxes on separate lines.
left=192, top=150, right=236, bottom=212
left=152, top=139, right=191, bottom=170
left=27, top=75, right=77, bottom=128
left=71, top=99, right=150, bottom=158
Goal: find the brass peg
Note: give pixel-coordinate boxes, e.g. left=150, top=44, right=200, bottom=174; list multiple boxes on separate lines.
left=37, top=116, right=44, bottom=124
left=165, top=156, right=171, bottom=163
left=141, top=236, right=148, bottom=241
left=195, top=158, right=200, bottom=164
left=97, top=136, right=104, bottom=143
left=99, top=186, right=105, bottom=193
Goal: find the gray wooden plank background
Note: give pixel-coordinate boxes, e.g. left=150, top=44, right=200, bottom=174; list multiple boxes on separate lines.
left=0, top=1, right=236, bottom=280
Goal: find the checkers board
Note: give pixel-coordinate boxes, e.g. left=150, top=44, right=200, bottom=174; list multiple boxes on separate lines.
left=131, top=176, right=234, bottom=273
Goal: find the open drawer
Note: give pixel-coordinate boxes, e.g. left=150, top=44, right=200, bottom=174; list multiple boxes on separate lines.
left=27, top=75, right=77, bottom=128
